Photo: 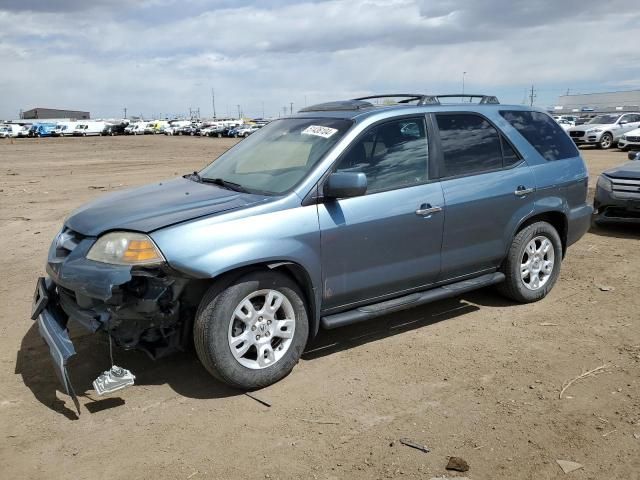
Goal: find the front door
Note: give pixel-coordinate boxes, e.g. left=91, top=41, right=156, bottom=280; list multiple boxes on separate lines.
left=318, top=116, right=444, bottom=312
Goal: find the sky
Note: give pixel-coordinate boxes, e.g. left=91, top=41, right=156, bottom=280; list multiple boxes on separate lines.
left=0, top=0, right=639, bottom=119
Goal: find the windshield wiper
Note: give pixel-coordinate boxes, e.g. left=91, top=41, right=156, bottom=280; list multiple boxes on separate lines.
left=200, top=177, right=248, bottom=193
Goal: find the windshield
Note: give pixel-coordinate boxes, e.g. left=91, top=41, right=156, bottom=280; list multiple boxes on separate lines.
left=588, top=115, right=620, bottom=125
left=199, top=117, right=352, bottom=194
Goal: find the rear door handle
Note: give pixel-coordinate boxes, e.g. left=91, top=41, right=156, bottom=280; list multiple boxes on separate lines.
left=415, top=204, right=442, bottom=216
left=514, top=186, right=535, bottom=197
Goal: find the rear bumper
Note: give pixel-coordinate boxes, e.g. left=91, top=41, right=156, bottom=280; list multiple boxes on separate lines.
left=566, top=204, right=593, bottom=247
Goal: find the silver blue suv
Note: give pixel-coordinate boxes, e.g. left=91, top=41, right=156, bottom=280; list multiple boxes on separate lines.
left=31, top=94, right=592, bottom=410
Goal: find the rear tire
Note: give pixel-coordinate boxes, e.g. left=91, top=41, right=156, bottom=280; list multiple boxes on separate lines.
left=497, top=221, right=562, bottom=303
left=194, top=271, right=309, bottom=389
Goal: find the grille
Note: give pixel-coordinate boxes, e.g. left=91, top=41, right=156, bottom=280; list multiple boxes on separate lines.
left=569, top=131, right=585, bottom=138
left=54, top=227, right=85, bottom=257
left=609, top=176, right=640, bottom=199
left=626, top=136, right=640, bottom=142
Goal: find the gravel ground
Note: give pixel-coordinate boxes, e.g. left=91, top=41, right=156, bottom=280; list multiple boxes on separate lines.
left=1, top=135, right=638, bottom=479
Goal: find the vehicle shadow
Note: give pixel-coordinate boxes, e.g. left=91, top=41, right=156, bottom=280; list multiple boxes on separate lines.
left=15, top=322, right=238, bottom=420
left=589, top=222, right=640, bottom=239
left=303, top=294, right=493, bottom=360
left=16, top=287, right=509, bottom=419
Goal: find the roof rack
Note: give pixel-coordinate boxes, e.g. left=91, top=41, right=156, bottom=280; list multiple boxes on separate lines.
left=353, top=93, right=500, bottom=105
left=353, top=94, right=440, bottom=105
left=433, top=94, right=500, bottom=104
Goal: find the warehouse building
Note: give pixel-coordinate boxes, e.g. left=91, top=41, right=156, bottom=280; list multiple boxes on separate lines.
left=553, top=90, right=640, bottom=114
left=21, top=108, right=90, bottom=120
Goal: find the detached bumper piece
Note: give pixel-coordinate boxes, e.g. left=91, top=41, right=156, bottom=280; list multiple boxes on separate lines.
left=32, top=277, right=80, bottom=414
left=93, top=366, right=136, bottom=396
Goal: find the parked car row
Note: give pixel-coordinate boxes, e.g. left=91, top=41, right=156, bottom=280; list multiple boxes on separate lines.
left=565, top=112, right=640, bottom=150
left=0, top=118, right=268, bottom=140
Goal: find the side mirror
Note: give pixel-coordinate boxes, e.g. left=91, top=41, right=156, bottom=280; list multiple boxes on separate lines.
left=619, top=120, right=627, bottom=125
left=324, top=172, right=367, bottom=199
left=628, top=151, right=640, bottom=161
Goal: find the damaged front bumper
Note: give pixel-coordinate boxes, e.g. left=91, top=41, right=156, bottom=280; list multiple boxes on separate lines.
left=32, top=227, right=194, bottom=412
left=31, top=276, right=80, bottom=413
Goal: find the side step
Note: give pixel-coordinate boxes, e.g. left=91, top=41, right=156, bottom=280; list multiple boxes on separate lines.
left=320, top=272, right=505, bottom=330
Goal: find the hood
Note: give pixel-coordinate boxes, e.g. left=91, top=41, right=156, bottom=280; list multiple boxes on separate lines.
left=66, top=177, right=271, bottom=236
left=569, top=123, right=608, bottom=131
left=604, top=161, right=640, bottom=179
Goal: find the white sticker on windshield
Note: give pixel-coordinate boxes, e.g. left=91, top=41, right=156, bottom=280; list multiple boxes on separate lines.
left=301, top=125, right=338, bottom=138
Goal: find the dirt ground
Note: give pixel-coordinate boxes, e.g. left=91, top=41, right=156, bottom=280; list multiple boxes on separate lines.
left=1, top=135, right=638, bottom=480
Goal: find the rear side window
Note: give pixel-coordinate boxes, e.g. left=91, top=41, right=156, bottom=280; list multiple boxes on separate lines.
left=436, top=114, right=509, bottom=177
left=500, top=110, right=579, bottom=161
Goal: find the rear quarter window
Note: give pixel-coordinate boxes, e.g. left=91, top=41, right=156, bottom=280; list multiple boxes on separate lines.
left=500, top=110, right=579, bottom=161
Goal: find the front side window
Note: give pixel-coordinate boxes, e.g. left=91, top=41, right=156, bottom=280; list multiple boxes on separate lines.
left=200, top=118, right=352, bottom=194
left=335, top=117, right=428, bottom=193
left=621, top=114, right=640, bottom=123
left=436, top=114, right=503, bottom=177
left=500, top=110, right=579, bottom=161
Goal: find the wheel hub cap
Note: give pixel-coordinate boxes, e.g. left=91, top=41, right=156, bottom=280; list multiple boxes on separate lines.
left=227, top=289, right=295, bottom=370
left=521, top=236, right=555, bottom=291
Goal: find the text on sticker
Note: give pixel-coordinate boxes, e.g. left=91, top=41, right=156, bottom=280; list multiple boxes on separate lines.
left=301, top=125, right=338, bottom=138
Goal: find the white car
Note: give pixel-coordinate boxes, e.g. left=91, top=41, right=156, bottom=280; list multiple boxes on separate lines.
left=556, top=118, right=575, bottom=131
left=567, top=113, right=640, bottom=149
left=235, top=124, right=262, bottom=137
left=125, top=122, right=147, bottom=135
left=0, top=124, right=22, bottom=138
left=617, top=127, right=640, bottom=151
left=73, top=122, right=107, bottom=136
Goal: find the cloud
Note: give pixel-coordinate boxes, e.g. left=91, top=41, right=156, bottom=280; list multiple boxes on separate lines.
left=0, top=0, right=638, bottom=119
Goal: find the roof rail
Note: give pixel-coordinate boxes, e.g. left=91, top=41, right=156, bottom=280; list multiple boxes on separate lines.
left=353, top=94, right=440, bottom=105
left=353, top=93, right=499, bottom=105
left=434, top=94, right=500, bottom=104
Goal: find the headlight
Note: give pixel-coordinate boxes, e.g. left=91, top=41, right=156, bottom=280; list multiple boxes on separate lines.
left=87, top=231, right=165, bottom=265
left=596, top=175, right=612, bottom=193
left=588, top=128, right=603, bottom=133
left=621, top=135, right=627, bottom=140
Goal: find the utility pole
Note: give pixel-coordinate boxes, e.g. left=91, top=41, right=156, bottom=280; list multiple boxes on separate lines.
left=283, top=106, right=287, bottom=116
left=565, top=88, right=570, bottom=96
left=237, top=104, right=241, bottom=119
left=529, top=85, right=536, bottom=107
left=211, top=88, right=216, bottom=119
left=124, top=107, right=127, bottom=119
left=462, top=71, right=467, bottom=95
left=289, top=102, right=293, bottom=115
left=261, top=101, right=265, bottom=119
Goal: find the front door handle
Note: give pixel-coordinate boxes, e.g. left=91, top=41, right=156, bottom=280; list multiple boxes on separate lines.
left=415, top=204, right=442, bottom=216
left=514, top=186, right=535, bottom=196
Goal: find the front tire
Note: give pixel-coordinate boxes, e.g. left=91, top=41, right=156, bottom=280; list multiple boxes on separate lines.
left=598, top=133, right=613, bottom=149
left=194, top=271, right=309, bottom=389
left=497, top=221, right=562, bottom=303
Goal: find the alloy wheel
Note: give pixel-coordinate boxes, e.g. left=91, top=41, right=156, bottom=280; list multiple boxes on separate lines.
left=521, top=235, right=555, bottom=290
left=227, top=289, right=296, bottom=369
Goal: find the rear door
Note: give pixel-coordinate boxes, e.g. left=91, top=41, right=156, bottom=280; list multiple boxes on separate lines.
left=318, top=116, right=444, bottom=312
left=433, top=113, right=535, bottom=281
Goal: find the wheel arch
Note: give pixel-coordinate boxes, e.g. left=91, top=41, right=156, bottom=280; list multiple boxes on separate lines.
left=512, top=210, right=568, bottom=257
left=181, top=260, right=320, bottom=341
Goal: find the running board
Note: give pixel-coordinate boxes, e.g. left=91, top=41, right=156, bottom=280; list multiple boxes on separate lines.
left=320, top=272, right=505, bottom=330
